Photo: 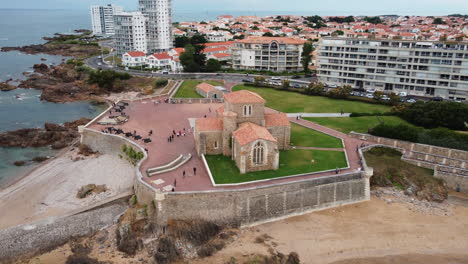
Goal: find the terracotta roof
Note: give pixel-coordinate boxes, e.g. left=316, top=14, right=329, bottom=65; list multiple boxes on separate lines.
left=224, top=90, right=265, bottom=104
left=196, top=82, right=216, bottom=93
left=125, top=51, right=146, bottom=57
left=203, top=46, right=229, bottom=53
left=216, top=106, right=224, bottom=116
left=204, top=41, right=235, bottom=47
left=151, top=52, right=172, bottom=60
left=196, top=118, right=223, bottom=131
left=265, top=113, right=290, bottom=127
left=212, top=53, right=231, bottom=58
left=237, top=36, right=305, bottom=45
left=233, top=122, right=277, bottom=146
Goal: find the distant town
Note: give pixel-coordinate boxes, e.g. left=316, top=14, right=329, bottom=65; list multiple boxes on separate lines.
left=91, top=5, right=468, bottom=101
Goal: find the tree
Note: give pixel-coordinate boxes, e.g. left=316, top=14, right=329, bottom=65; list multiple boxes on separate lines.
left=254, top=76, right=265, bottom=87
left=263, top=32, right=274, bottom=37
left=87, top=69, right=131, bottom=92
left=433, top=18, right=446, bottom=24
left=180, top=44, right=206, bottom=72
left=373, top=91, right=384, bottom=100
left=250, top=25, right=259, bottom=30
left=281, top=79, right=290, bottom=90
left=233, top=35, right=245, bottom=40
left=364, top=16, right=383, bottom=24
left=301, top=42, right=314, bottom=73
left=174, top=36, right=190, bottom=48
left=205, top=58, right=221, bottom=72
left=332, top=30, right=345, bottom=36
left=389, top=93, right=401, bottom=106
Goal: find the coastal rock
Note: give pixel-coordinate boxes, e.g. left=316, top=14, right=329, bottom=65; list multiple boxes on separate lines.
left=32, top=156, right=49, bottom=163
left=13, top=161, right=26, bottom=167
left=33, top=63, right=49, bottom=73
left=0, top=118, right=90, bottom=149
left=0, top=81, right=16, bottom=91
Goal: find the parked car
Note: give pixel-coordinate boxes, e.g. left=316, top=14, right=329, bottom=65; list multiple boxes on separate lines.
left=291, top=83, right=302, bottom=89
left=382, top=95, right=390, bottom=101
left=406, top=98, right=417, bottom=103
left=431, top=97, right=443, bottom=102
left=366, top=94, right=374, bottom=99
left=271, top=77, right=282, bottom=81
left=291, top=75, right=301, bottom=79
left=242, top=79, right=252, bottom=83
left=329, top=84, right=338, bottom=88
left=397, top=91, right=408, bottom=97
left=367, top=89, right=376, bottom=94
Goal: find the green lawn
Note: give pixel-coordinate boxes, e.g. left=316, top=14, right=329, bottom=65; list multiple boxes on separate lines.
left=206, top=149, right=348, bottom=184
left=290, top=123, right=343, bottom=148
left=304, top=116, right=412, bottom=134
left=232, top=85, right=390, bottom=113
left=174, top=80, right=224, bottom=98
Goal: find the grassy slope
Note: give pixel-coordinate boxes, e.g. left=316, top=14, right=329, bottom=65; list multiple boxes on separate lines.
left=304, top=116, right=412, bottom=134
left=290, top=123, right=343, bottom=148
left=232, top=85, right=390, bottom=113
left=206, top=149, right=347, bottom=184
left=174, top=80, right=224, bottom=98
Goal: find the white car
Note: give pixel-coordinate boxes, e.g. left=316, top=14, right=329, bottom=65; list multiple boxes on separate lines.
left=382, top=95, right=390, bottom=101
left=406, top=99, right=416, bottom=103
left=398, top=91, right=408, bottom=97
left=367, top=89, right=376, bottom=94
left=366, top=94, right=374, bottom=99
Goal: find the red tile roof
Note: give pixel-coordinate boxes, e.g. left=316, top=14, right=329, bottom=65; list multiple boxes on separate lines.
left=196, top=82, right=216, bottom=93
left=196, top=118, right=223, bottom=131
left=224, top=90, right=265, bottom=104
left=212, top=53, right=231, bottom=58
left=151, top=52, right=172, bottom=60
left=237, top=36, right=305, bottom=45
left=233, top=122, right=277, bottom=146
left=265, top=113, right=290, bottom=127
left=203, top=46, right=229, bottom=53
left=204, top=41, right=235, bottom=47
left=125, top=51, right=146, bottom=57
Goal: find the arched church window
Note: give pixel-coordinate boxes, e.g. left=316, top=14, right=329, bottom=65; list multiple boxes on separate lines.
left=253, top=141, right=265, bottom=165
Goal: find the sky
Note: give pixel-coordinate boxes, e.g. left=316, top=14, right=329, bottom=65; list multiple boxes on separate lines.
left=1, top=0, right=468, bottom=16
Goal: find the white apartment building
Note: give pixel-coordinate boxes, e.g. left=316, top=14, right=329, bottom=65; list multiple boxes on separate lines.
left=90, top=4, right=123, bottom=35
left=317, top=38, right=468, bottom=100
left=138, top=0, right=173, bottom=53
left=113, top=12, right=148, bottom=56
left=232, top=37, right=305, bottom=72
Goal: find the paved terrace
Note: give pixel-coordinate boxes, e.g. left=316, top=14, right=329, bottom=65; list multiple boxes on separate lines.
left=88, top=98, right=374, bottom=192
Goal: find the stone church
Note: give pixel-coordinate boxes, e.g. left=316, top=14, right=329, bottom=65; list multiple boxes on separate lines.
left=194, top=90, right=290, bottom=174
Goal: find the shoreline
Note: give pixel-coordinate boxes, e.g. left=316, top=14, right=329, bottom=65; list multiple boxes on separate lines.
left=0, top=145, right=71, bottom=192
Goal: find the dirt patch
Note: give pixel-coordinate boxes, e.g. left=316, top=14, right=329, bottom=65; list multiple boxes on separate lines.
left=77, top=184, right=108, bottom=199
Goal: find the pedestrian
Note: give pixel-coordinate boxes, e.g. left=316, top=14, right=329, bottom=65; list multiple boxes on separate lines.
left=173, top=130, right=176, bottom=135
left=172, top=188, right=175, bottom=192
left=209, top=107, right=211, bottom=112
left=183, top=170, right=186, bottom=178
left=183, top=133, right=186, bottom=137
left=174, top=179, right=177, bottom=187
left=335, top=167, right=339, bottom=174
left=149, top=130, right=153, bottom=136
left=144, top=148, right=148, bottom=153
left=204, top=115, right=207, bottom=118
left=193, top=167, right=197, bottom=175
left=183, top=128, right=186, bottom=132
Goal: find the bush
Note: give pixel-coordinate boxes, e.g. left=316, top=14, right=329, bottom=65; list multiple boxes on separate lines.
left=155, top=79, right=169, bottom=88
left=396, top=101, right=468, bottom=130
left=370, top=124, right=468, bottom=151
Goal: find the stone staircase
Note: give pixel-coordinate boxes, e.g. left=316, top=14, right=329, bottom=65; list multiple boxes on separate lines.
left=147, top=153, right=192, bottom=177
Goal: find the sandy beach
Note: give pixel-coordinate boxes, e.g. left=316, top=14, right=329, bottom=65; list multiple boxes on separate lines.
left=0, top=150, right=135, bottom=229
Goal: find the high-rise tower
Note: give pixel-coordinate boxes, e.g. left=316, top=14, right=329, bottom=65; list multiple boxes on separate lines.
left=138, top=0, right=173, bottom=53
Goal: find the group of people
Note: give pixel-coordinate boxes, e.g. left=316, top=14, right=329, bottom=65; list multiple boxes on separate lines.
left=109, top=102, right=129, bottom=118
left=171, top=167, right=197, bottom=192
left=167, top=128, right=192, bottom=143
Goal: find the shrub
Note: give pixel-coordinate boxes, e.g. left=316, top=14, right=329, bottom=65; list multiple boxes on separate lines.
left=155, top=79, right=169, bottom=88
left=370, top=124, right=468, bottom=151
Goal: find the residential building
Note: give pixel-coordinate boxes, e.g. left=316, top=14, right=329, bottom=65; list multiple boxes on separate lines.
left=113, top=12, right=148, bottom=55
left=90, top=4, right=123, bottom=35
left=146, top=52, right=172, bottom=69
left=138, top=0, right=173, bottom=53
left=317, top=38, right=468, bottom=100
left=122, top=51, right=147, bottom=67
left=231, top=37, right=305, bottom=72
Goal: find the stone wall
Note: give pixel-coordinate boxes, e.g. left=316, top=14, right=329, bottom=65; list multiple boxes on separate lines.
left=435, top=171, right=468, bottom=193
left=171, top=98, right=224, bottom=104
left=268, top=125, right=291, bottom=150
left=135, top=172, right=369, bottom=227
left=0, top=204, right=126, bottom=263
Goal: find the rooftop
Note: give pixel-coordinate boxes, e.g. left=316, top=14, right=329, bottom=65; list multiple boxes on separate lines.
left=196, top=117, right=223, bottom=131
left=196, top=82, right=216, bottom=93
left=233, top=122, right=277, bottom=146
left=265, top=113, right=291, bottom=127
left=224, top=90, right=266, bottom=104
left=237, top=36, right=306, bottom=45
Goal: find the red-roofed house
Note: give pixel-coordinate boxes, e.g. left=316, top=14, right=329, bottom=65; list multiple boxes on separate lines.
left=195, top=82, right=224, bottom=99
left=147, top=52, right=172, bottom=69
left=194, top=90, right=290, bottom=173
left=122, top=51, right=147, bottom=67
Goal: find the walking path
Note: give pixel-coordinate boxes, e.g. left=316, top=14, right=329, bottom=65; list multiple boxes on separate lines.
left=287, top=113, right=351, bottom=117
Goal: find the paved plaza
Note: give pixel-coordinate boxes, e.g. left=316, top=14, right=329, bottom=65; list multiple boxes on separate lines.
left=88, top=96, right=373, bottom=192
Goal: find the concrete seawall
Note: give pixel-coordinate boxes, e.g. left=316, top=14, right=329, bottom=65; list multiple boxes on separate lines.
left=0, top=203, right=127, bottom=263
left=81, top=127, right=371, bottom=227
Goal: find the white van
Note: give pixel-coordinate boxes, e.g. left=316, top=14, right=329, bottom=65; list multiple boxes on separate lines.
left=271, top=77, right=282, bottom=81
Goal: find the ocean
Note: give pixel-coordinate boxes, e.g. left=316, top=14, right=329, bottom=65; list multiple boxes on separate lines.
left=0, top=9, right=106, bottom=187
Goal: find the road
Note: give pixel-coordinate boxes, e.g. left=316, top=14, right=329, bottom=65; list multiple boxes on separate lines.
left=86, top=54, right=316, bottom=85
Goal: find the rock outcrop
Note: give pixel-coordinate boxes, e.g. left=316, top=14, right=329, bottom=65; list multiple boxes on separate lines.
left=0, top=118, right=91, bottom=149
